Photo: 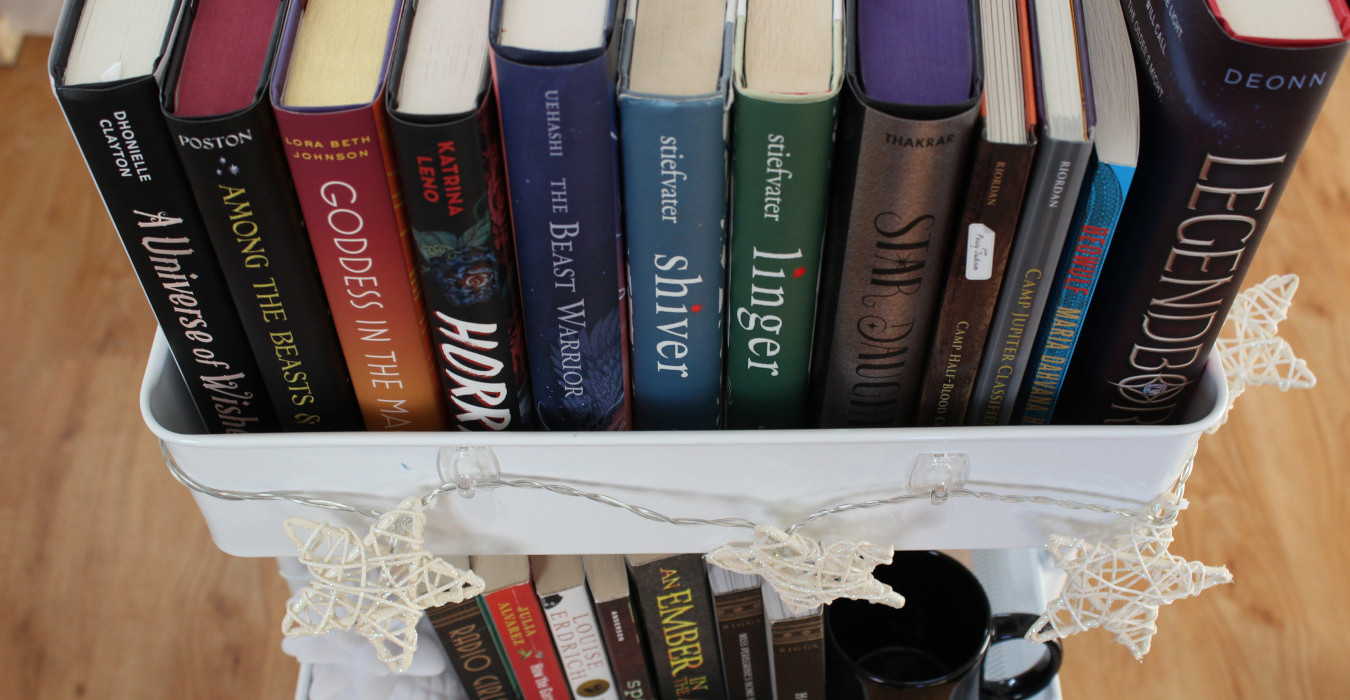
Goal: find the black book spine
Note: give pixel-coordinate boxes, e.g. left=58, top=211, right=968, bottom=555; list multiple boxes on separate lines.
left=49, top=0, right=280, bottom=434
left=160, top=6, right=363, bottom=432
left=427, top=598, right=525, bottom=700
left=386, top=79, right=533, bottom=430
left=1057, top=0, right=1350, bottom=424
left=629, top=555, right=729, bottom=700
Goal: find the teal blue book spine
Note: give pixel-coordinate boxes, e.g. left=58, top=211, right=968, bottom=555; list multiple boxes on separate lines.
left=619, top=93, right=728, bottom=430
left=1015, top=158, right=1134, bottom=424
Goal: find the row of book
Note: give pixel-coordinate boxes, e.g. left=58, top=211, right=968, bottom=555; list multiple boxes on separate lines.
left=431, top=553, right=823, bottom=700
left=51, top=0, right=1350, bottom=434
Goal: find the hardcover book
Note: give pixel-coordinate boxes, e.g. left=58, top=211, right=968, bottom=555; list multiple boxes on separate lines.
left=966, top=0, right=1095, bottom=426
left=489, top=0, right=632, bottom=431
left=271, top=0, right=448, bottom=431
left=617, top=0, right=734, bottom=430
left=473, top=555, right=572, bottom=700
left=627, top=553, right=729, bottom=700
left=707, top=564, right=770, bottom=700
left=162, top=0, right=364, bottom=433
left=914, top=0, right=1039, bottom=427
left=386, top=0, right=534, bottom=431
left=50, top=0, right=281, bottom=434
left=808, top=0, right=982, bottom=428
left=1013, top=0, right=1139, bottom=424
left=584, top=555, right=659, bottom=700
left=761, top=584, right=824, bottom=700
left=1054, top=0, right=1350, bottom=424
left=723, top=0, right=843, bottom=429
left=533, top=555, right=621, bottom=700
left=427, top=555, right=525, bottom=700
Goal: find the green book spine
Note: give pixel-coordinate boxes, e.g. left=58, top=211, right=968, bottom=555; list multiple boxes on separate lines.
left=724, top=93, right=838, bottom=429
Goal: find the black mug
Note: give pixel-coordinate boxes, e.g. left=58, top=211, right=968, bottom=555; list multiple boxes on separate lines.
left=825, top=550, right=1062, bottom=700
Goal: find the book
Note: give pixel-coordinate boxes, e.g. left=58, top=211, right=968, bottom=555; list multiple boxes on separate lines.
left=1013, top=0, right=1139, bottom=424
left=723, top=0, right=843, bottom=430
left=386, top=0, right=534, bottom=431
left=427, top=556, right=526, bottom=700
left=706, top=564, right=770, bottom=700
left=760, top=584, right=824, bottom=700
left=627, top=553, right=729, bottom=700
left=808, top=0, right=982, bottom=428
left=583, top=555, right=659, bottom=700
left=271, top=0, right=449, bottom=431
left=162, top=0, right=365, bottom=433
left=617, top=0, right=734, bottom=430
left=533, top=555, right=621, bottom=699
left=913, top=0, right=1040, bottom=427
left=473, top=555, right=572, bottom=700
left=49, top=0, right=282, bottom=434
left=965, top=0, right=1095, bottom=426
left=1054, top=0, right=1350, bottom=424
left=490, top=0, right=632, bottom=431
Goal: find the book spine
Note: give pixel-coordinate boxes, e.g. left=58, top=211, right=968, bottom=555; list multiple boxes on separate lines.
left=271, top=101, right=447, bottom=431
left=966, top=136, right=1091, bottom=425
left=809, top=87, right=979, bottom=428
left=539, top=583, right=621, bottom=700
left=711, top=587, right=770, bottom=700
left=428, top=598, right=525, bottom=700
left=618, top=93, right=728, bottom=430
left=724, top=92, right=837, bottom=429
left=914, top=136, right=1037, bottom=426
left=1015, top=159, right=1133, bottom=424
left=768, top=614, right=825, bottom=700
left=52, top=76, right=280, bottom=434
left=593, top=595, right=658, bottom=700
left=1056, top=0, right=1349, bottom=424
left=164, top=102, right=365, bottom=432
left=481, top=583, right=572, bottom=700
left=629, top=555, right=730, bottom=700
left=491, top=50, right=631, bottom=431
left=387, top=102, right=534, bottom=431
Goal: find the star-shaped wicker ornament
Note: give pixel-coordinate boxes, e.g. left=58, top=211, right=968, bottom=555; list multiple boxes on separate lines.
left=1210, top=274, right=1316, bottom=432
left=282, top=497, right=485, bottom=672
left=1027, top=493, right=1232, bottom=660
left=706, top=524, right=906, bottom=615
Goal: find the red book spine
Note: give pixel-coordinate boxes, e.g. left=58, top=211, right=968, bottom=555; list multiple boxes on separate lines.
left=273, top=102, right=447, bottom=430
left=482, top=583, right=572, bottom=700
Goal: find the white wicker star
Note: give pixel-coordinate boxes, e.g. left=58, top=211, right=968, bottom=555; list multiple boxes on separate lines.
left=706, top=524, right=906, bottom=615
left=1027, top=492, right=1232, bottom=660
left=282, top=497, right=485, bottom=672
left=1210, top=274, right=1316, bottom=432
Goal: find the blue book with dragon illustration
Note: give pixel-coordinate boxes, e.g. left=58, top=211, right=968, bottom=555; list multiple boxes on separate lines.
left=489, top=0, right=631, bottom=431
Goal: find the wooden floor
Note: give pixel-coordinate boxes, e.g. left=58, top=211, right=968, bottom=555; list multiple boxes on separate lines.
left=2, top=36, right=1347, bottom=699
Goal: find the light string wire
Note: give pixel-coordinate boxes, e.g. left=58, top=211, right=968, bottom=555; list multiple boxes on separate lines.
left=159, top=439, right=1177, bottom=536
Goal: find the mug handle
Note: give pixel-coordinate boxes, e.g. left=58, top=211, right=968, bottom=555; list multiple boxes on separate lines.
left=979, top=613, right=1063, bottom=700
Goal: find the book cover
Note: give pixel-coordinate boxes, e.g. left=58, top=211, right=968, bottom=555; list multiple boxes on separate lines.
left=161, top=0, right=364, bottom=433
left=533, top=555, right=620, bottom=700
left=427, top=556, right=525, bottom=700
left=707, top=564, right=770, bottom=700
left=386, top=0, right=534, bottom=431
left=914, top=0, right=1040, bottom=427
left=760, top=584, right=824, bottom=700
left=270, top=0, right=449, bottom=431
left=1055, top=0, right=1350, bottom=424
left=583, top=555, right=659, bottom=700
left=489, top=0, right=632, bottom=431
left=49, top=0, right=281, bottom=434
left=808, top=0, right=982, bottom=428
left=723, top=0, right=843, bottom=429
left=617, top=0, right=733, bottom=430
left=474, top=555, right=572, bottom=700
left=627, top=553, right=729, bottom=700
left=966, top=0, right=1095, bottom=426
